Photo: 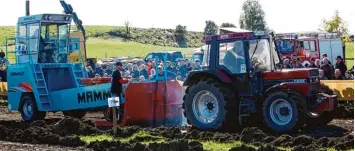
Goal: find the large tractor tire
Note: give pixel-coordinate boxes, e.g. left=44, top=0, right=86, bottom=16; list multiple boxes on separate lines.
left=263, top=92, right=302, bottom=133
left=20, top=94, right=46, bottom=121
left=305, top=85, right=338, bottom=129
left=183, top=78, right=239, bottom=131
left=63, top=110, right=87, bottom=119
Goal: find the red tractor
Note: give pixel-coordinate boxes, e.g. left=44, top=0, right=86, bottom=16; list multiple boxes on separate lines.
left=275, top=33, right=344, bottom=67
left=182, top=32, right=337, bottom=133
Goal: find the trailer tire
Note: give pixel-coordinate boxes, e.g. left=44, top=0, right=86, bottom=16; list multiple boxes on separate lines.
left=263, top=92, right=300, bottom=133
left=183, top=78, right=239, bottom=131
left=63, top=110, right=87, bottom=119
left=20, top=94, right=46, bottom=121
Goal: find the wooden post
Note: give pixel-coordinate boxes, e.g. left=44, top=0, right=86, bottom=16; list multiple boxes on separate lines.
left=112, top=107, right=117, bottom=137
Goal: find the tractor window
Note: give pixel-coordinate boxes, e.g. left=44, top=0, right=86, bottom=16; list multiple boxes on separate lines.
left=219, top=41, right=247, bottom=74
left=309, top=40, right=316, bottom=52
left=249, top=39, right=272, bottom=72
left=202, top=45, right=210, bottom=67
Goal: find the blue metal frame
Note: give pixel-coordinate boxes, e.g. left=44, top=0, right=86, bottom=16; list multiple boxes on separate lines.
left=6, top=13, right=109, bottom=115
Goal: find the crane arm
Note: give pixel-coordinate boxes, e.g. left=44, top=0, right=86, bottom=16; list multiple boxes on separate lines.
left=59, top=0, right=87, bottom=61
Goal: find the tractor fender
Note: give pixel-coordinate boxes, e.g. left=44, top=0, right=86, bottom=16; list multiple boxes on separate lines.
left=263, top=83, right=312, bottom=118
left=264, top=84, right=307, bottom=109
left=183, top=69, right=232, bottom=86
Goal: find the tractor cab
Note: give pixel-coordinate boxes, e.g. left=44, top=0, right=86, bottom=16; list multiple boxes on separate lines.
left=11, top=14, right=75, bottom=64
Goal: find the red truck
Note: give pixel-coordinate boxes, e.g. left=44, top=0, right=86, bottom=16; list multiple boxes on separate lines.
left=275, top=33, right=344, bottom=66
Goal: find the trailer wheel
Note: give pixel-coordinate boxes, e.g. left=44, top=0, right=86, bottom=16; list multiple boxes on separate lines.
left=20, top=94, right=46, bottom=121
left=63, top=110, right=87, bottom=119
left=183, top=78, right=238, bottom=131
left=263, top=92, right=299, bottom=133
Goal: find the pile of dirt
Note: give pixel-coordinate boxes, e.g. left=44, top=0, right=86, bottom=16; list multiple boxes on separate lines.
left=0, top=118, right=100, bottom=147
left=336, top=103, right=354, bottom=119
left=0, top=117, right=353, bottom=151
left=147, top=126, right=354, bottom=150
left=52, top=118, right=101, bottom=136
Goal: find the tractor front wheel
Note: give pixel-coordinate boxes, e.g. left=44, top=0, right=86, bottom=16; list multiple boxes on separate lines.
left=263, top=92, right=300, bottom=133
left=63, top=110, right=87, bottom=119
left=183, top=79, right=238, bottom=131
left=20, top=94, right=46, bottom=121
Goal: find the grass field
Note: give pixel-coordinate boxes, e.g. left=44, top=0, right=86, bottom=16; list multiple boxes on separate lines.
left=86, top=38, right=195, bottom=59
left=345, top=42, right=354, bottom=68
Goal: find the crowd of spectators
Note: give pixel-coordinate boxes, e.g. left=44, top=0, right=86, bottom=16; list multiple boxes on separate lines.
left=85, top=58, right=202, bottom=81
left=282, top=53, right=354, bottom=80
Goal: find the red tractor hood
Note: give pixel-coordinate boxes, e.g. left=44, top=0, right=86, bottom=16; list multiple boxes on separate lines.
left=263, top=68, right=318, bottom=80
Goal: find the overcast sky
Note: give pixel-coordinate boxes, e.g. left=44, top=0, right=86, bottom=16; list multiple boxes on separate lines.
left=0, top=0, right=354, bottom=33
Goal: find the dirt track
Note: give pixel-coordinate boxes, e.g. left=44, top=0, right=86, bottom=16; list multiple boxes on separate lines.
left=0, top=105, right=353, bottom=151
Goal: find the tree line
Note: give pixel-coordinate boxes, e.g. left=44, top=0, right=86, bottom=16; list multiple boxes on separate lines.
left=174, top=0, right=350, bottom=40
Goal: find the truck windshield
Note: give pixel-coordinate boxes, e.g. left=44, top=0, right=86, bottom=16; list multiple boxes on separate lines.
left=276, top=39, right=294, bottom=54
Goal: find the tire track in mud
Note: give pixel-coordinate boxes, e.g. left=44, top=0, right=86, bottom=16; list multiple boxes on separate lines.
left=0, top=118, right=353, bottom=151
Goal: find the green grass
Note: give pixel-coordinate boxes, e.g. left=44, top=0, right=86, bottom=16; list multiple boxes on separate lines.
left=80, top=131, right=166, bottom=144
left=345, top=42, right=354, bottom=67
left=86, top=38, right=195, bottom=59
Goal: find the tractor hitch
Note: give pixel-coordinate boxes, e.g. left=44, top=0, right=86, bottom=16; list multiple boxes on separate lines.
left=313, top=93, right=337, bottom=112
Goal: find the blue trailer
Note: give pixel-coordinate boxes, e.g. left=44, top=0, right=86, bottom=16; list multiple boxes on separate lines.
left=5, top=13, right=112, bottom=121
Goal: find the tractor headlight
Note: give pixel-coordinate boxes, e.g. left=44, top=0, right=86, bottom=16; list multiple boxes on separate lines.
left=48, top=15, right=52, bottom=20
left=44, top=15, right=49, bottom=20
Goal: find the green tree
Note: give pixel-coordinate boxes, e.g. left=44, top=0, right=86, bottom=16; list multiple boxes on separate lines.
left=321, top=10, right=348, bottom=38
left=175, top=24, right=187, bottom=38
left=220, top=23, right=236, bottom=28
left=239, top=0, right=266, bottom=31
left=204, top=20, right=219, bottom=36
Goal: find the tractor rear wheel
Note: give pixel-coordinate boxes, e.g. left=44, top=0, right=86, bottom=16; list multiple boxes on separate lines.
left=263, top=92, right=301, bottom=133
left=183, top=78, right=239, bottom=131
left=63, top=110, right=87, bottom=119
left=20, top=94, right=46, bottom=121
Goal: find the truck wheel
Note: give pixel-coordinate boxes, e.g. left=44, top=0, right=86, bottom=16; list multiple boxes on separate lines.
left=263, top=92, right=299, bottom=133
left=63, top=110, right=87, bottom=119
left=20, top=94, right=46, bottom=121
left=183, top=78, right=238, bottom=131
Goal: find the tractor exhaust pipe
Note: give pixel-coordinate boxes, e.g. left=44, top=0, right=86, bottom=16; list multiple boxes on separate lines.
left=26, top=0, right=30, bottom=16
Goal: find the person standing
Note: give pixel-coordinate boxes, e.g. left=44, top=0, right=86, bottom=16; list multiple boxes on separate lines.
left=334, top=69, right=344, bottom=80
left=334, top=56, right=347, bottom=76
left=0, top=52, right=8, bottom=82
left=320, top=58, right=334, bottom=80
left=308, top=58, right=317, bottom=68
left=111, top=62, right=124, bottom=97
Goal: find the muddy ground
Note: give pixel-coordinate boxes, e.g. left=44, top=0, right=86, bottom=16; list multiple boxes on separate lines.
left=0, top=104, right=353, bottom=151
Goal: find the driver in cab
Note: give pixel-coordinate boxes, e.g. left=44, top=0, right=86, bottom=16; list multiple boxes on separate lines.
left=223, top=41, right=246, bottom=73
